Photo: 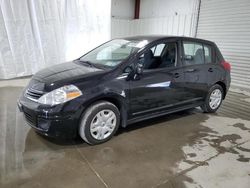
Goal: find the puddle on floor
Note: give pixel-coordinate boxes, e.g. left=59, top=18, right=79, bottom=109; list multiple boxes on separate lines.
left=240, top=98, right=250, bottom=103
left=174, top=115, right=250, bottom=188
left=230, top=88, right=250, bottom=97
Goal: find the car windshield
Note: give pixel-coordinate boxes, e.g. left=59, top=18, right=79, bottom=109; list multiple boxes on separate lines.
left=79, top=39, right=149, bottom=68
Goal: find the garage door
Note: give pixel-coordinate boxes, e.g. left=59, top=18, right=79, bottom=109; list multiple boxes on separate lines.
left=197, top=0, right=250, bottom=90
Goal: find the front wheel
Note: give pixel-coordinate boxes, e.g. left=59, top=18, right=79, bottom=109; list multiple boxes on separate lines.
left=201, top=84, right=223, bottom=113
left=79, top=101, right=120, bottom=145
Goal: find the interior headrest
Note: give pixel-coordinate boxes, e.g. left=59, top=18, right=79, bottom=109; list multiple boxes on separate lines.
left=195, top=48, right=204, bottom=56
left=144, top=50, right=153, bottom=59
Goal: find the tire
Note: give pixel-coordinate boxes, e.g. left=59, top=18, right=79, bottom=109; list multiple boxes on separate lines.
left=201, top=84, right=224, bottom=113
left=79, top=101, right=120, bottom=145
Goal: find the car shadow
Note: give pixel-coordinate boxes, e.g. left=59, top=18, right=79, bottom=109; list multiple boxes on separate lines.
left=35, top=131, right=85, bottom=146
left=36, top=108, right=201, bottom=146
left=116, top=107, right=200, bottom=135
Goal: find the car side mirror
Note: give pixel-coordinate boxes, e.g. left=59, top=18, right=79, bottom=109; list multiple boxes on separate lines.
left=136, top=62, right=143, bottom=75
left=123, top=66, right=133, bottom=74
left=124, top=63, right=143, bottom=81
left=128, top=62, right=143, bottom=81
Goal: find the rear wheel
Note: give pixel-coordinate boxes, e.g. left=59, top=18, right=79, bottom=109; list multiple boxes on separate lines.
left=201, top=84, right=223, bottom=113
left=79, top=101, right=120, bottom=145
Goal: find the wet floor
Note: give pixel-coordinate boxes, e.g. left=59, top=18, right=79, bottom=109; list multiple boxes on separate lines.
left=0, top=83, right=250, bottom=188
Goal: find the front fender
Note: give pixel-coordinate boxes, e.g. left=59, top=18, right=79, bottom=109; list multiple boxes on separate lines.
left=80, top=90, right=129, bottom=128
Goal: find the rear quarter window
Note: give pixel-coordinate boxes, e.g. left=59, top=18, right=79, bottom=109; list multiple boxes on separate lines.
left=215, top=45, right=225, bottom=63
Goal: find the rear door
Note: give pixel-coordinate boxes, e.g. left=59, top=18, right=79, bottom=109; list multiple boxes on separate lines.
left=181, top=40, right=214, bottom=100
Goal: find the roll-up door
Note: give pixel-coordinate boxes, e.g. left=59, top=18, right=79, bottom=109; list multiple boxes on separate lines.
left=197, top=0, right=250, bottom=90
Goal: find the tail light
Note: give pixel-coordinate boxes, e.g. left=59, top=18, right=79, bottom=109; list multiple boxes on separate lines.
left=221, top=61, right=231, bottom=72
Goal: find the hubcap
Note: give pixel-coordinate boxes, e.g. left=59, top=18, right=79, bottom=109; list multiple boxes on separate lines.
left=209, top=89, right=222, bottom=110
left=90, top=109, right=116, bottom=140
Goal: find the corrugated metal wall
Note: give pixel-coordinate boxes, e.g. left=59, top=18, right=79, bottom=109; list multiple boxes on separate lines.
left=197, top=0, right=250, bottom=90
left=111, top=14, right=198, bottom=38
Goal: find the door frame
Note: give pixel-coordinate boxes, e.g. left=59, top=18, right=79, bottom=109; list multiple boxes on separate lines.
left=127, top=38, right=187, bottom=117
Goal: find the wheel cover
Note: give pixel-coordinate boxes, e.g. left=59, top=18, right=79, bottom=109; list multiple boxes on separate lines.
left=209, top=89, right=222, bottom=110
left=90, top=109, right=117, bottom=140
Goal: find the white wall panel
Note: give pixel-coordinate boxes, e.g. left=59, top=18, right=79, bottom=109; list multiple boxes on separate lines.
left=140, top=0, right=198, bottom=18
left=111, top=14, right=197, bottom=38
left=111, top=0, right=134, bottom=19
left=197, top=0, right=250, bottom=90
left=111, top=0, right=200, bottom=38
left=111, top=19, right=133, bottom=38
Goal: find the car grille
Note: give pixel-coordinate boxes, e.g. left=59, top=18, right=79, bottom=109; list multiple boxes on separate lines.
left=23, top=108, right=37, bottom=127
left=25, top=88, right=44, bottom=102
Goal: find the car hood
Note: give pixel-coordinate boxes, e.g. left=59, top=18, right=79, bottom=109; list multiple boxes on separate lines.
left=33, top=61, right=105, bottom=84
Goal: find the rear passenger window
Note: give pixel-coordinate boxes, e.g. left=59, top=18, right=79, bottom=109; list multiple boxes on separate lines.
left=204, top=45, right=212, bottom=63
left=183, top=42, right=204, bottom=65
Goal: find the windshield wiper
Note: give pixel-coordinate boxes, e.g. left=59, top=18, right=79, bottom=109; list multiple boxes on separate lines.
left=76, top=60, right=96, bottom=68
left=75, top=59, right=111, bottom=70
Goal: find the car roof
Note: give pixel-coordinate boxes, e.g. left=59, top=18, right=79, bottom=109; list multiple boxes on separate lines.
left=122, top=35, right=215, bottom=45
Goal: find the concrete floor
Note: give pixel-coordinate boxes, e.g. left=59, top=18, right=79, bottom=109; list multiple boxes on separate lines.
left=0, top=79, right=250, bottom=188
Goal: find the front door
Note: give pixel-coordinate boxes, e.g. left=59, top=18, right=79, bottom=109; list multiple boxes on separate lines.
left=128, top=40, right=188, bottom=118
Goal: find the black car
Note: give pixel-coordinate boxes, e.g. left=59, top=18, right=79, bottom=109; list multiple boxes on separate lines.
left=18, top=35, right=231, bottom=145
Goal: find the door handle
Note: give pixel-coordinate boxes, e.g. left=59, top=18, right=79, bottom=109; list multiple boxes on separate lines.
left=208, top=68, right=213, bottom=72
left=184, top=68, right=196, bottom=73
left=174, top=72, right=180, bottom=78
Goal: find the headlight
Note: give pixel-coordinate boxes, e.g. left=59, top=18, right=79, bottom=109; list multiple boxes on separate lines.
left=38, top=85, right=82, bottom=106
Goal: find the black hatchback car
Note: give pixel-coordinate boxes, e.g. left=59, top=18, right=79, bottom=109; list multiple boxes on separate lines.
left=18, top=36, right=231, bottom=145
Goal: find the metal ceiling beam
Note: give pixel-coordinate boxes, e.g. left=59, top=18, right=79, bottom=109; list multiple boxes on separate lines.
left=134, top=0, right=140, bottom=19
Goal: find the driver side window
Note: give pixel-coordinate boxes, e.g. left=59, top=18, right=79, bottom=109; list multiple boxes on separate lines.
left=139, top=42, right=177, bottom=70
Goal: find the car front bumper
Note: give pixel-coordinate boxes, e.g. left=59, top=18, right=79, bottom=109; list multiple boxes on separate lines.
left=18, top=96, right=83, bottom=139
